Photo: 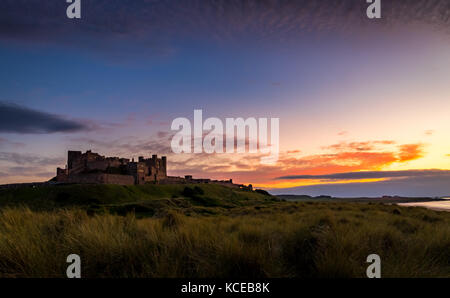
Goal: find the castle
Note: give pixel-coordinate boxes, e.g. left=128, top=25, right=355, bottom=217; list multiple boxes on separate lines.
left=56, top=150, right=252, bottom=190
left=56, top=150, right=167, bottom=185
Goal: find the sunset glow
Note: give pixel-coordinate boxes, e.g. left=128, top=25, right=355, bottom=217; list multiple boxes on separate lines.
left=1, top=0, right=450, bottom=197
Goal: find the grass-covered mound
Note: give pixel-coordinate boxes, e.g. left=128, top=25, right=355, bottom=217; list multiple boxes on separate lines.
left=0, top=202, right=448, bottom=278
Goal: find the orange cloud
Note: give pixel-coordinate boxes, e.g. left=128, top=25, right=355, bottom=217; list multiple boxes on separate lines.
left=286, top=150, right=301, bottom=154
left=166, top=141, right=426, bottom=188
left=397, top=144, right=424, bottom=162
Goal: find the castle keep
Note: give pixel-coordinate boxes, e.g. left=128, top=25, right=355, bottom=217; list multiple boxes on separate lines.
left=56, top=150, right=252, bottom=190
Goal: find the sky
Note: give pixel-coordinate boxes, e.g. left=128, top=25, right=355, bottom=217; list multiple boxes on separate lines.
left=1, top=0, right=450, bottom=197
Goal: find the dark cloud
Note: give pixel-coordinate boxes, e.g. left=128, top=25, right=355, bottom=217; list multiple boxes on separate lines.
left=0, top=0, right=449, bottom=49
left=276, top=169, right=450, bottom=180
left=0, top=102, right=90, bottom=134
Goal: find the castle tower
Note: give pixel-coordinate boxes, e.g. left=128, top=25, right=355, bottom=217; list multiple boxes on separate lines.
left=67, top=151, right=82, bottom=170
left=161, top=156, right=167, bottom=176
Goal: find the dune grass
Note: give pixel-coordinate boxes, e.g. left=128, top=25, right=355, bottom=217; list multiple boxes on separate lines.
left=0, top=201, right=448, bottom=278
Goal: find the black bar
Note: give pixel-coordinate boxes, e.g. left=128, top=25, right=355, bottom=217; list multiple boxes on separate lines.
left=0, top=278, right=446, bottom=297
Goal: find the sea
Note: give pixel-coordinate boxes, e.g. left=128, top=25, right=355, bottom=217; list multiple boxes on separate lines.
left=397, top=198, right=450, bottom=211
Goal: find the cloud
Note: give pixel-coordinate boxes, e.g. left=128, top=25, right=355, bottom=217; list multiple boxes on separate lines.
left=0, top=155, right=62, bottom=182
left=0, top=102, right=91, bottom=134
left=0, top=137, right=25, bottom=148
left=67, top=133, right=174, bottom=158
left=157, top=131, right=170, bottom=138
left=0, top=151, right=64, bottom=166
left=4, top=166, right=54, bottom=178
left=323, top=140, right=396, bottom=152
left=397, top=144, right=424, bottom=162
left=269, top=173, right=450, bottom=197
left=287, top=150, right=301, bottom=154
left=185, top=140, right=426, bottom=185
left=1, top=0, right=449, bottom=52
left=276, top=169, right=450, bottom=180
left=277, top=141, right=423, bottom=173
left=133, top=138, right=426, bottom=186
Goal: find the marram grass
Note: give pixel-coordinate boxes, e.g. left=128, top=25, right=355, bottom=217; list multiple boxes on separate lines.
left=0, top=201, right=448, bottom=278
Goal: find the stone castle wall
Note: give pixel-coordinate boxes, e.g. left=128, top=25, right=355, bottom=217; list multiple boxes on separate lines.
left=58, top=150, right=167, bottom=185
left=64, top=173, right=134, bottom=185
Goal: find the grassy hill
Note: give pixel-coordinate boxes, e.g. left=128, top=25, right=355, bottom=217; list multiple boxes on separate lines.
left=0, top=184, right=277, bottom=216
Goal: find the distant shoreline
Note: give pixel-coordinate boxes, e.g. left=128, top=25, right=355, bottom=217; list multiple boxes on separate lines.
left=276, top=194, right=450, bottom=212
left=276, top=194, right=448, bottom=204
left=397, top=200, right=450, bottom=212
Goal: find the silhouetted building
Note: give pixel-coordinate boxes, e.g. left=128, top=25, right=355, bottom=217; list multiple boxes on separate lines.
left=56, top=150, right=166, bottom=185
left=56, top=150, right=252, bottom=190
